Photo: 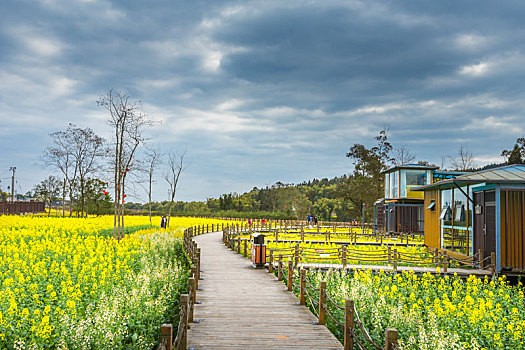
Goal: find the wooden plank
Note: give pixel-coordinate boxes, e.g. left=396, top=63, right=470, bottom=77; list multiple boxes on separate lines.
left=188, top=231, right=343, bottom=349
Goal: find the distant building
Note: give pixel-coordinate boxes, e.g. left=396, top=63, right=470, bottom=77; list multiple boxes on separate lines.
left=413, top=164, right=525, bottom=273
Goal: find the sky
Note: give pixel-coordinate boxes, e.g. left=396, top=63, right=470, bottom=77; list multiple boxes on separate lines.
left=1, top=0, right=524, bottom=202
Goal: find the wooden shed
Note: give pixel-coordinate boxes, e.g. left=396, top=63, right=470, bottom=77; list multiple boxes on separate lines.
left=413, top=164, right=525, bottom=273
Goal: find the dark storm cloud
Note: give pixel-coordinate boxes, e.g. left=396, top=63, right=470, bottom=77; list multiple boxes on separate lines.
left=1, top=0, right=524, bottom=200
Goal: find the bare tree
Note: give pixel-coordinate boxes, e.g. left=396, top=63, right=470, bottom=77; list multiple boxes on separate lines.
left=98, top=89, right=154, bottom=239
left=393, top=145, right=415, bottom=165
left=42, top=128, right=77, bottom=217
left=42, top=124, right=105, bottom=218
left=448, top=145, right=475, bottom=171
left=68, top=125, right=105, bottom=217
left=138, top=147, right=163, bottom=223
left=165, top=150, right=186, bottom=227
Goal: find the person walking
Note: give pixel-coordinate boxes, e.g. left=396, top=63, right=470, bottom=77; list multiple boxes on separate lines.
left=160, top=215, right=167, bottom=229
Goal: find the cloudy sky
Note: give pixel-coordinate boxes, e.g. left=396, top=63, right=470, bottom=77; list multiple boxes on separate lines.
left=1, top=0, right=524, bottom=202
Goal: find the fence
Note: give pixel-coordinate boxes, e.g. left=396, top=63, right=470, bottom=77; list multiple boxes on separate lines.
left=223, top=227, right=497, bottom=274
left=157, top=226, right=203, bottom=350
left=283, top=265, right=399, bottom=350
left=0, top=201, right=45, bottom=215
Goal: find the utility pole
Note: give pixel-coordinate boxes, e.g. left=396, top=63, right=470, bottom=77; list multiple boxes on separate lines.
left=9, top=167, right=16, bottom=202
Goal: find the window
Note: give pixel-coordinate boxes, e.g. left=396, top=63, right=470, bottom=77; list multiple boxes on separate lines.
left=406, top=170, right=428, bottom=186
left=392, top=171, right=399, bottom=198
left=384, top=173, right=390, bottom=198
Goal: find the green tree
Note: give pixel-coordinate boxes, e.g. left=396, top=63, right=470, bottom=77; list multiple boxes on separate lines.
left=33, top=176, right=62, bottom=216
left=502, top=138, right=525, bottom=165
left=337, top=129, right=394, bottom=220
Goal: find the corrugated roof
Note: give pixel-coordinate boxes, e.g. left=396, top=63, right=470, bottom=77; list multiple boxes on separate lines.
left=412, top=164, right=525, bottom=191
left=381, top=163, right=439, bottom=174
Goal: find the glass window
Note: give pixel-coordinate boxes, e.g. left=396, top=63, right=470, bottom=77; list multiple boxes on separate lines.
left=406, top=170, right=428, bottom=186
left=440, top=187, right=472, bottom=256
left=389, top=172, right=394, bottom=198
left=384, top=173, right=390, bottom=198
left=392, top=171, right=399, bottom=198
left=400, top=170, right=407, bottom=197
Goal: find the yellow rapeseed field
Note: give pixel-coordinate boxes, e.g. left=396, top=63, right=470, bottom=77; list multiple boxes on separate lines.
left=0, top=215, right=238, bottom=349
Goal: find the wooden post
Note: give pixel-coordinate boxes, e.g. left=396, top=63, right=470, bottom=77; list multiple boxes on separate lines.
left=393, top=249, right=397, bottom=271
left=344, top=299, right=354, bottom=350
left=294, top=243, right=300, bottom=267
left=301, top=226, right=304, bottom=242
left=160, top=324, right=173, bottom=350
left=188, top=277, right=195, bottom=322
left=287, top=260, right=293, bottom=291
left=434, top=248, right=439, bottom=267
left=491, top=252, right=496, bottom=274
left=275, top=230, right=279, bottom=242
left=243, top=240, right=247, bottom=257
left=269, top=250, right=274, bottom=273
left=299, top=268, right=306, bottom=305
left=318, top=280, right=326, bottom=325
left=180, top=294, right=189, bottom=349
left=443, top=252, right=448, bottom=273
left=192, top=266, right=198, bottom=290
left=341, top=245, right=347, bottom=268
left=278, top=254, right=283, bottom=281
left=479, top=249, right=484, bottom=269
left=196, top=248, right=201, bottom=281
left=384, top=328, right=398, bottom=350
left=388, top=246, right=391, bottom=265
left=237, top=237, right=241, bottom=254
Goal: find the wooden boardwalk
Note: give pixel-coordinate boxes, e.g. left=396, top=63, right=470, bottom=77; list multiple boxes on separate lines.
left=188, top=231, right=343, bottom=349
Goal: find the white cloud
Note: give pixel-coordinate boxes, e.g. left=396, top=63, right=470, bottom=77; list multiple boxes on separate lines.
left=459, top=62, right=489, bottom=77
left=454, top=33, right=489, bottom=52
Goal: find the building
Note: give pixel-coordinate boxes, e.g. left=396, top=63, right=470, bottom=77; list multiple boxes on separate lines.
left=375, top=164, right=438, bottom=234
left=413, top=164, right=525, bottom=273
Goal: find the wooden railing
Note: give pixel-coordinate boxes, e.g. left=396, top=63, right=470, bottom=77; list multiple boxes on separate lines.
left=157, top=226, right=203, bottom=350
left=223, top=226, right=497, bottom=274
left=282, top=264, right=398, bottom=350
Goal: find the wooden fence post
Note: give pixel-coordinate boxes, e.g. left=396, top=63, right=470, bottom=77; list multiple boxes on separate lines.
left=384, top=328, right=398, bottom=350
left=388, top=246, right=391, bottom=265
left=160, top=324, right=173, bottom=350
left=318, top=280, right=326, bottom=325
left=341, top=245, right=347, bottom=268
left=479, top=249, right=484, bottom=269
left=268, top=250, right=274, bottom=273
left=278, top=254, right=283, bottom=281
left=393, top=249, right=398, bottom=271
left=180, top=294, right=189, bottom=349
left=300, top=268, right=306, bottom=305
left=287, top=260, right=293, bottom=291
left=344, top=299, right=354, bottom=350
left=237, top=237, right=241, bottom=254
left=196, top=248, right=201, bottom=281
left=301, top=226, right=304, bottom=242
left=443, top=252, right=448, bottom=273
left=188, top=277, right=195, bottom=322
left=491, top=252, right=496, bottom=274
left=243, top=240, right=247, bottom=257
left=294, top=243, right=300, bottom=267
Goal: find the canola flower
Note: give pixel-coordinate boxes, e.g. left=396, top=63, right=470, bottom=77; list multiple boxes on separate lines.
left=0, top=215, right=240, bottom=349
left=302, top=269, right=525, bottom=349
